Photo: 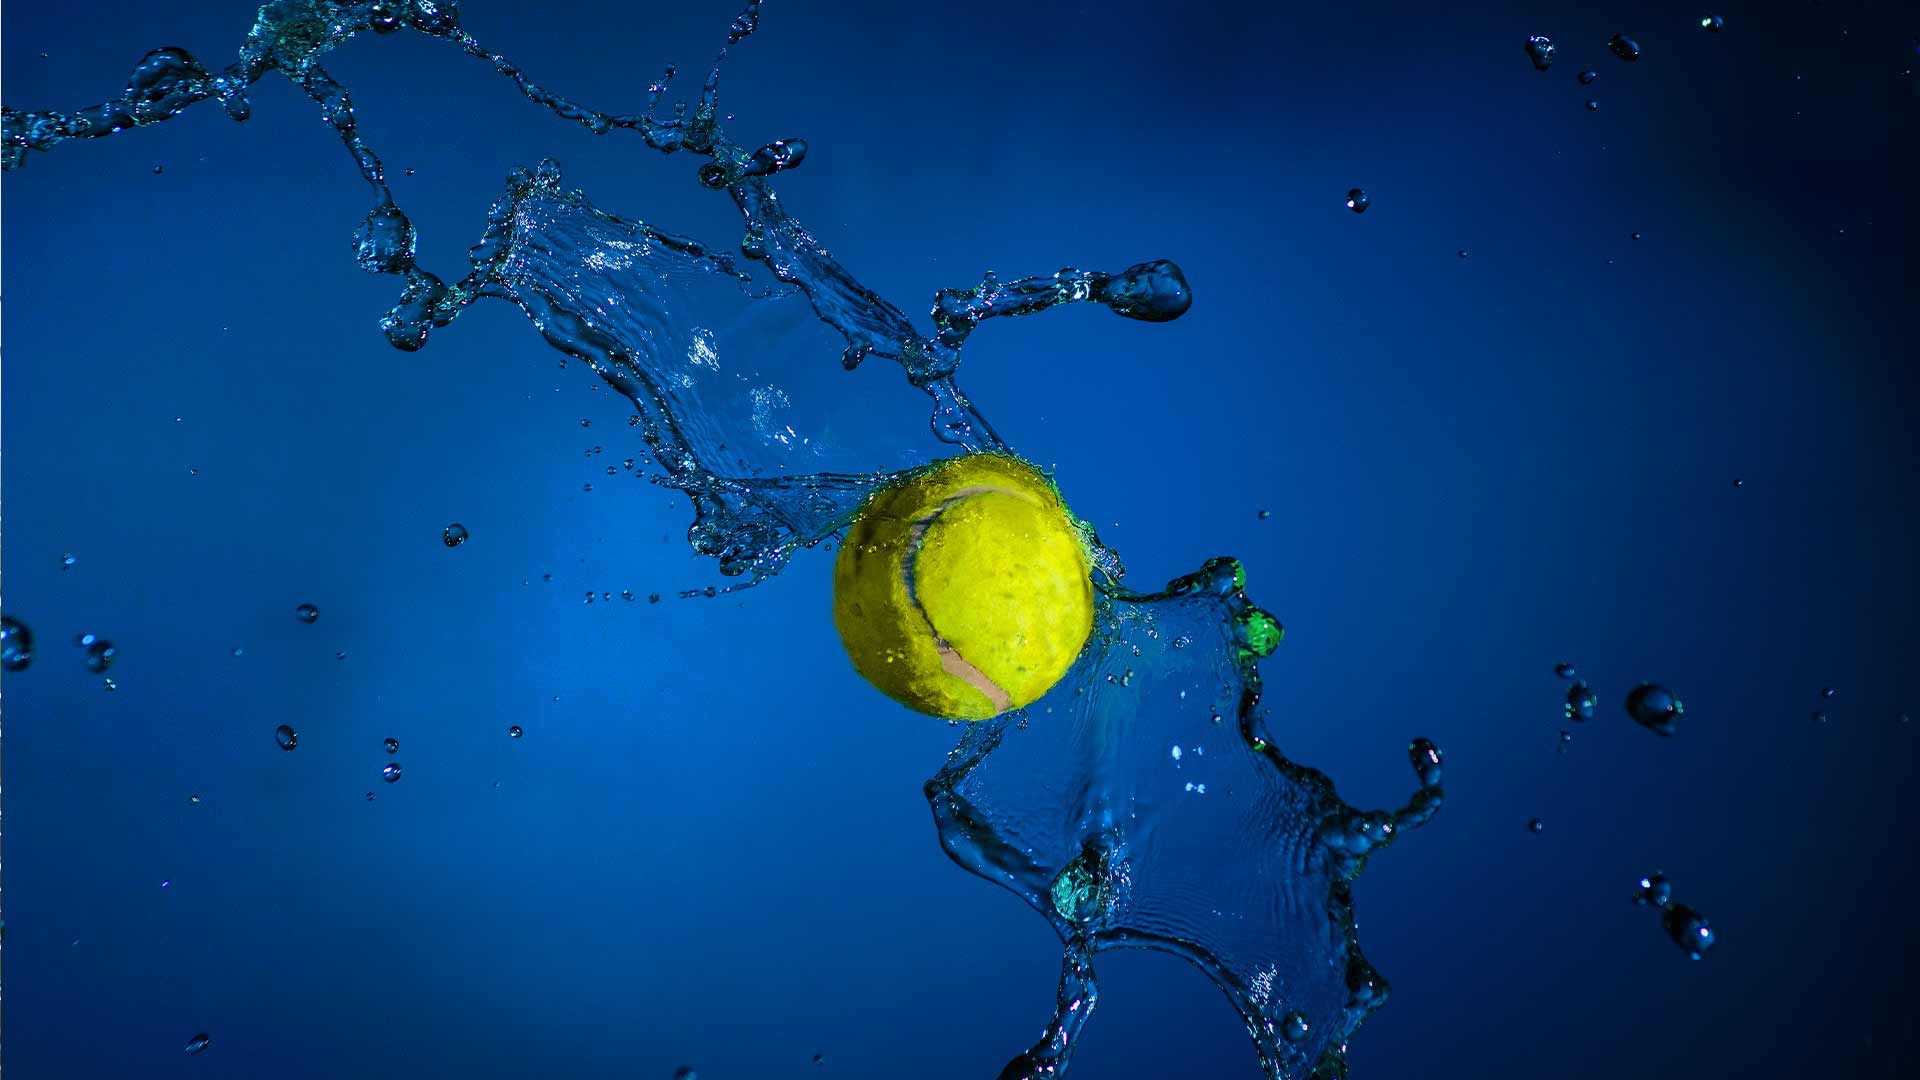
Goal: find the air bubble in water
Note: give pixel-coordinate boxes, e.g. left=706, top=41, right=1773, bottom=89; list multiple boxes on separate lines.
left=383, top=737, right=399, bottom=754
left=1662, top=904, right=1715, bottom=959
left=184, top=1032, right=211, bottom=1055
left=1525, top=35, right=1556, bottom=72
left=1345, top=188, right=1370, bottom=213
left=1, top=615, right=32, bottom=671
left=1624, top=683, right=1683, bottom=736
left=1565, top=681, right=1597, bottom=721
left=443, top=523, right=469, bottom=547
left=1608, top=34, right=1641, bottom=62
left=275, top=724, right=298, bottom=751
left=382, top=762, right=402, bottom=783
left=296, top=603, right=319, bottom=624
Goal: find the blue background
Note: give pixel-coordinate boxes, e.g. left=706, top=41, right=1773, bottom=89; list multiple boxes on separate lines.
left=3, top=1, right=1916, bottom=1077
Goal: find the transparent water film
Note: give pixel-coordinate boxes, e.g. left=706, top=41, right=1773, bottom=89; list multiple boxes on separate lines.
left=2, top=4, right=1443, bottom=1076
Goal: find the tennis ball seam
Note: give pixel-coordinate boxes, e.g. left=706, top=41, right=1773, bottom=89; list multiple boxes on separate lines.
left=899, top=483, right=1040, bottom=713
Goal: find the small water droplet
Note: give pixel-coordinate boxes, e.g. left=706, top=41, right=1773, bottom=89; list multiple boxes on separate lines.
left=1345, top=188, right=1371, bottom=213
left=275, top=724, right=299, bottom=751
left=508, top=724, right=524, bottom=738
left=1525, top=35, right=1556, bottom=72
left=1281, top=1011, right=1310, bottom=1042
left=152, top=164, right=164, bottom=174
left=184, top=1032, right=212, bottom=1055
left=295, top=603, right=320, bottom=624
left=189, top=793, right=201, bottom=804
left=1733, top=477, right=1744, bottom=488
left=648, top=593, right=661, bottom=603
left=1608, top=34, right=1641, bottom=62
left=161, top=879, right=171, bottom=888
left=1820, top=686, right=1837, bottom=699
left=811, top=1052, right=826, bottom=1066
left=1585, top=99, right=1601, bottom=111
left=1633, top=871, right=1673, bottom=908
left=1578, top=69, right=1598, bottom=85
left=366, top=791, right=377, bottom=801
left=1701, top=16, right=1725, bottom=33
left=1565, top=681, right=1597, bottom=721
left=443, top=523, right=469, bottom=548
left=382, top=762, right=403, bottom=783
left=1554, top=661, right=1577, bottom=679
left=579, top=418, right=591, bottom=428
left=1257, top=508, right=1271, bottom=520
left=231, top=647, right=244, bottom=657
left=61, top=552, right=78, bottom=570
left=1456, top=249, right=1470, bottom=259
left=1527, top=817, right=1545, bottom=834
left=1, top=615, right=34, bottom=672
left=1557, top=730, right=1572, bottom=753
left=1631, top=231, right=1643, bottom=240
left=1812, top=710, right=1828, bottom=724
left=673, top=1068, right=700, bottom=1080
left=383, top=737, right=400, bottom=754
left=1625, top=683, right=1684, bottom=736
left=335, top=650, right=348, bottom=661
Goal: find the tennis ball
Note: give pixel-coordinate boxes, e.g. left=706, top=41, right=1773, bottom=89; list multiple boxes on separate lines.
left=833, top=452, right=1095, bottom=721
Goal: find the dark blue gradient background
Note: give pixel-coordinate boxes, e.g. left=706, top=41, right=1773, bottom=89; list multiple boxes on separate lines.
left=3, top=2, right=1915, bottom=1077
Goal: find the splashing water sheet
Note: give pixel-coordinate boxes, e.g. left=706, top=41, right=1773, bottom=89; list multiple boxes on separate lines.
left=1, top=3, right=1445, bottom=1077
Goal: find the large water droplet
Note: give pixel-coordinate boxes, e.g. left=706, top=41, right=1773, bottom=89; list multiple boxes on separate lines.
left=1096, top=260, right=1192, bottom=322
left=443, top=522, right=469, bottom=547
left=353, top=203, right=417, bottom=274
left=84, top=639, right=117, bottom=673
left=383, top=737, right=400, bottom=754
left=1524, top=35, right=1556, bottom=72
left=1608, top=34, right=1641, bottom=62
left=1345, top=188, right=1370, bottom=214
left=382, top=762, right=403, bottom=783
left=184, top=1032, right=212, bottom=1055
left=1662, top=904, right=1715, bottom=959
left=1633, top=871, right=1673, bottom=908
left=1565, top=681, right=1597, bottom=721
left=1, top=615, right=33, bottom=672
left=1624, top=683, right=1683, bottom=736
left=295, top=603, right=320, bottom=624
left=275, top=724, right=299, bottom=751
left=1235, top=607, right=1284, bottom=658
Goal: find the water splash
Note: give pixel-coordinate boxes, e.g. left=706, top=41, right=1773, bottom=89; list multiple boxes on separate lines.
left=4, top=4, right=1442, bottom=1076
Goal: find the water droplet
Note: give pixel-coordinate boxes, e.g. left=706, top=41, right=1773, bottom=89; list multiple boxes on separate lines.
left=1281, top=1010, right=1310, bottom=1042
left=152, top=164, right=164, bottom=174
left=1701, top=16, right=1725, bottom=33
left=1, top=615, right=34, bottom=672
left=673, top=1068, right=700, bottom=1080
left=383, top=737, right=400, bottom=754
left=1096, top=260, right=1192, bottom=322
left=1578, top=69, right=1598, bottom=85
left=184, top=1032, right=212, bottom=1055
left=352, top=202, right=417, bottom=274
left=1811, top=710, right=1827, bottom=724
left=161, top=879, right=171, bottom=888
left=1456, top=249, right=1469, bottom=259
left=231, top=647, right=244, bottom=657
left=1554, top=661, right=1577, bottom=679
left=84, top=639, right=117, bottom=673
left=1235, top=607, right=1284, bottom=658
left=366, top=791, right=377, bottom=801
left=1345, top=188, right=1370, bottom=214
left=508, top=724, right=524, bottom=738
left=1585, top=99, right=1600, bottom=111
left=1633, top=871, right=1673, bottom=908
left=811, top=1052, right=826, bottom=1066
left=1527, top=817, right=1545, bottom=834
left=648, top=593, right=661, bottom=603
left=369, top=2, right=403, bottom=34
left=189, top=793, right=201, bottom=804
left=335, top=650, right=348, bottom=661
left=275, top=724, right=299, bottom=751
left=1625, top=683, right=1684, bottom=736
left=1662, top=904, right=1715, bottom=959
left=1557, top=730, right=1572, bottom=753
left=382, top=762, right=403, bottom=783
left=61, top=552, right=78, bottom=570
left=1408, top=738, right=1443, bottom=788
left=1820, top=686, right=1836, bottom=699
left=443, top=522, right=469, bottom=547
left=1631, top=231, right=1643, bottom=240
left=1608, top=34, right=1641, bottom=62
left=295, top=603, right=320, bottom=624
left=1525, top=35, right=1557, bottom=72
left=1733, top=477, right=1744, bottom=488
left=1257, top=509, right=1271, bottom=520
left=1565, top=681, right=1597, bottom=721
left=622, top=589, right=636, bottom=601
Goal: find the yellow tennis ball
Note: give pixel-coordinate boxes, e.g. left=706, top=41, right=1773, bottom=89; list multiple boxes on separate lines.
left=833, top=452, right=1095, bottom=721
